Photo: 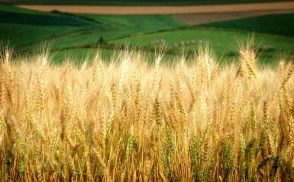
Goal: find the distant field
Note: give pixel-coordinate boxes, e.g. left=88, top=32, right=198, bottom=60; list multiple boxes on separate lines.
left=17, top=2, right=294, bottom=15
left=110, top=27, right=294, bottom=63
left=200, top=13, right=294, bottom=37
left=0, top=4, right=293, bottom=64
left=52, top=12, right=294, bottom=63
left=174, top=10, right=294, bottom=25
left=0, top=5, right=184, bottom=51
left=1, top=0, right=289, bottom=5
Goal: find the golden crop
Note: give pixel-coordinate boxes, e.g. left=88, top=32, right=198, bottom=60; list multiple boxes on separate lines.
left=0, top=45, right=293, bottom=181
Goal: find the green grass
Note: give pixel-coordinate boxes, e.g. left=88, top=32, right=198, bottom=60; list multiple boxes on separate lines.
left=0, top=4, right=293, bottom=65
left=81, top=14, right=185, bottom=31
left=0, top=23, right=84, bottom=49
left=0, top=5, right=108, bottom=27
left=46, top=15, right=184, bottom=59
left=110, top=27, right=294, bottom=64
left=0, top=5, right=110, bottom=50
left=0, top=11, right=98, bottom=26
left=200, top=13, right=294, bottom=37
left=51, top=48, right=119, bottom=65
left=25, top=14, right=184, bottom=53
left=0, top=5, right=184, bottom=52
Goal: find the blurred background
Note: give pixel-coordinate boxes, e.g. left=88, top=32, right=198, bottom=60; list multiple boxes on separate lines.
left=0, top=0, right=293, bottom=65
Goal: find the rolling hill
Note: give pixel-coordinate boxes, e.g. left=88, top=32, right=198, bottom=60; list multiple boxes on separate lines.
left=0, top=4, right=293, bottom=64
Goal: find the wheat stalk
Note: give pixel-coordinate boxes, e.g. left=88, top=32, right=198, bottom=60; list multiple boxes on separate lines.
left=0, top=46, right=293, bottom=181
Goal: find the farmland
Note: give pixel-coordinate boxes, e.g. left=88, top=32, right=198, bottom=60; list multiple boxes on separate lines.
left=17, top=2, right=294, bottom=14
left=200, top=13, right=294, bottom=37
left=1, top=1, right=294, bottom=181
left=2, top=0, right=290, bottom=5
left=0, top=4, right=186, bottom=60
left=0, top=4, right=293, bottom=64
left=1, top=43, right=294, bottom=181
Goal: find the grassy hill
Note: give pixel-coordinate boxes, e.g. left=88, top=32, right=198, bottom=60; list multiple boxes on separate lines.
left=200, top=13, right=294, bottom=37
left=0, top=5, right=103, bottom=50
left=0, top=5, right=183, bottom=54
left=0, top=4, right=293, bottom=64
left=110, top=27, right=294, bottom=64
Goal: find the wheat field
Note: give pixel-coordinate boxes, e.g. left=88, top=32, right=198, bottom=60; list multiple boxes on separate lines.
left=0, top=44, right=293, bottom=181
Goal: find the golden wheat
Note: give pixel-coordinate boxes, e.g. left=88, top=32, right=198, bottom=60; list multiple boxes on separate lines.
left=0, top=45, right=293, bottom=181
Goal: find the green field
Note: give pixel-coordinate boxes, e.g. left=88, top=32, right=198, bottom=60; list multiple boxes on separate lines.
left=110, top=27, right=294, bottom=63
left=200, top=13, right=294, bottom=37
left=0, top=5, right=185, bottom=57
left=0, top=4, right=293, bottom=64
